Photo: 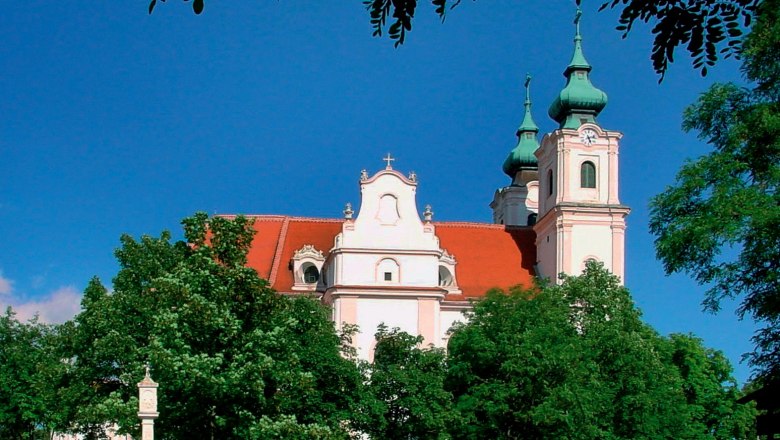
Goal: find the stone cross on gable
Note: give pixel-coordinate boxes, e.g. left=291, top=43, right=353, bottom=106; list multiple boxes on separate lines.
left=383, top=153, right=395, bottom=170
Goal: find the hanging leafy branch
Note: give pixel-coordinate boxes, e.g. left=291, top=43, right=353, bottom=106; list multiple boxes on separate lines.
left=363, top=0, right=461, bottom=47
left=600, top=0, right=759, bottom=79
left=147, top=0, right=760, bottom=79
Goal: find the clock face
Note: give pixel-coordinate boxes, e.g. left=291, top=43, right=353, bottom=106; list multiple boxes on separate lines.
left=580, top=129, right=597, bottom=146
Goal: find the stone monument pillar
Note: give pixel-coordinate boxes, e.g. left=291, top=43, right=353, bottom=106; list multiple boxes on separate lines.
left=137, top=365, right=159, bottom=440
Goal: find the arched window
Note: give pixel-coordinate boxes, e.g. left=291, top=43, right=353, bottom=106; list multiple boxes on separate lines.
left=438, top=266, right=453, bottom=286
left=527, top=213, right=537, bottom=226
left=290, top=245, right=325, bottom=291
left=582, top=257, right=600, bottom=272
left=547, top=170, right=554, bottom=196
left=580, top=161, right=596, bottom=188
left=303, top=265, right=319, bottom=284
left=377, top=258, right=400, bottom=283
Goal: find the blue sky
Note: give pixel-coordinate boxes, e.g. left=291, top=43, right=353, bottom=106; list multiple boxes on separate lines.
left=0, top=1, right=758, bottom=382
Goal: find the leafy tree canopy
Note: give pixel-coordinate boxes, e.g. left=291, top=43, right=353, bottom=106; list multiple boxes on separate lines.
left=4, top=224, right=758, bottom=439
left=445, top=263, right=756, bottom=439
left=649, top=0, right=779, bottom=386
left=147, top=0, right=758, bottom=79
left=0, top=310, right=68, bottom=440
left=359, top=325, right=455, bottom=440
left=57, top=213, right=367, bottom=439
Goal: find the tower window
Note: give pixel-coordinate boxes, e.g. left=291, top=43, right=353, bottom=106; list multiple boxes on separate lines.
left=384, top=272, right=392, bottom=281
left=527, top=213, right=537, bottom=226
left=547, top=170, right=554, bottom=196
left=581, top=161, right=596, bottom=188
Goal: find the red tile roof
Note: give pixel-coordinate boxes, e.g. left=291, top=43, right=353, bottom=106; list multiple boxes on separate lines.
left=239, top=216, right=536, bottom=298
left=435, top=222, right=536, bottom=298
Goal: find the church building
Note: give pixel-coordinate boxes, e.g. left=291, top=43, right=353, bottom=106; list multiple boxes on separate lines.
left=238, top=10, right=629, bottom=360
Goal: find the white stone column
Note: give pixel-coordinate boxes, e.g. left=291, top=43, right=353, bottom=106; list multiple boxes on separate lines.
left=137, top=366, right=159, bottom=440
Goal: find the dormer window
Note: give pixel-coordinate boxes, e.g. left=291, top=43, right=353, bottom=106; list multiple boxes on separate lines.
left=438, top=266, right=454, bottom=286
left=291, top=245, right=326, bottom=292
left=304, top=265, right=320, bottom=284
left=438, top=250, right=461, bottom=295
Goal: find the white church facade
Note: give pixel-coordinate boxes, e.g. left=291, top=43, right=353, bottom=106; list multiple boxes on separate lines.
left=237, top=12, right=629, bottom=360
left=238, top=164, right=538, bottom=360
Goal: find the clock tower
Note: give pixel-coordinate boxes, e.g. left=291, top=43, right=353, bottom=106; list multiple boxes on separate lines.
left=533, top=8, right=630, bottom=282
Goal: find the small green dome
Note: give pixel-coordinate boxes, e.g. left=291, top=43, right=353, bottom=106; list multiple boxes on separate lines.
left=503, top=74, right=540, bottom=178
left=548, top=9, right=608, bottom=129
left=502, top=134, right=539, bottom=178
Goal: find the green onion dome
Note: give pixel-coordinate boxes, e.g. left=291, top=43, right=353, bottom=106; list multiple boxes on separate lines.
left=548, top=8, right=608, bottom=129
left=503, top=74, right=540, bottom=178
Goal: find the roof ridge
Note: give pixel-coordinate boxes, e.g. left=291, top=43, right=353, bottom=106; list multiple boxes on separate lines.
left=224, top=214, right=344, bottom=223
left=268, top=217, right=290, bottom=285
left=227, top=214, right=539, bottom=231
left=434, top=221, right=535, bottom=231
left=434, top=221, right=505, bottom=229
left=251, top=215, right=289, bottom=222
left=286, top=216, right=343, bottom=223
left=218, top=214, right=288, bottom=222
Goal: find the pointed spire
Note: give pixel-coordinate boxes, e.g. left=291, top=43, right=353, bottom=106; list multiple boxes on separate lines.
left=503, top=74, right=540, bottom=179
left=517, top=73, right=539, bottom=134
left=566, top=7, right=591, bottom=74
left=548, top=5, right=608, bottom=129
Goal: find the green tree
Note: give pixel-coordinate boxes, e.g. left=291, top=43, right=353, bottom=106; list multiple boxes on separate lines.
left=148, top=0, right=758, bottom=79
left=445, top=263, right=756, bottom=439
left=668, top=333, right=757, bottom=439
left=359, top=325, right=454, bottom=440
left=0, top=310, right=68, bottom=440
left=59, top=213, right=367, bottom=439
left=649, top=0, right=779, bottom=386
